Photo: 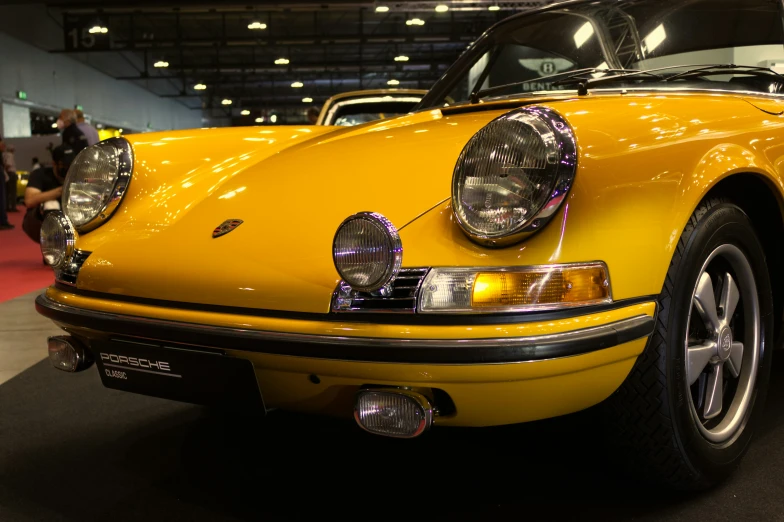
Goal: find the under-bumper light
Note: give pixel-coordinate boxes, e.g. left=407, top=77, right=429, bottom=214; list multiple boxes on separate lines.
left=354, top=389, right=433, bottom=438
left=418, top=263, right=611, bottom=313
left=48, top=336, right=92, bottom=373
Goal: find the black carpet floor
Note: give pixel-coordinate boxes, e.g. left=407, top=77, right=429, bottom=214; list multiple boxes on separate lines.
left=3, top=357, right=784, bottom=521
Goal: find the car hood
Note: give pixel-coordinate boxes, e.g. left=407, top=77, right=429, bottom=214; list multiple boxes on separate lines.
left=75, top=109, right=503, bottom=313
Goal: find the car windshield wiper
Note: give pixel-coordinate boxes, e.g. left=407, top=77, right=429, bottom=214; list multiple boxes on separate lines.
left=553, top=64, right=784, bottom=95
left=470, top=67, right=644, bottom=103
left=663, top=64, right=784, bottom=83
left=551, top=68, right=665, bottom=95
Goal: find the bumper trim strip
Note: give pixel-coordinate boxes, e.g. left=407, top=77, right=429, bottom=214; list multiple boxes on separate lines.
left=36, top=294, right=655, bottom=364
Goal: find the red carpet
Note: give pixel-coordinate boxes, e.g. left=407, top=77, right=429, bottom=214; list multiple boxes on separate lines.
left=0, top=204, right=55, bottom=303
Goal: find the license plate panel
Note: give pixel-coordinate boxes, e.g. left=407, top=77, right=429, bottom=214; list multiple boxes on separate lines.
left=93, top=339, right=265, bottom=413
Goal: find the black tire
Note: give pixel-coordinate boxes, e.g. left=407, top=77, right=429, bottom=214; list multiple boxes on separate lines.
left=605, top=198, right=774, bottom=490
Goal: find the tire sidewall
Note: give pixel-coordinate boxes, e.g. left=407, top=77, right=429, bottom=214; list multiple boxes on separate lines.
left=666, top=204, right=773, bottom=479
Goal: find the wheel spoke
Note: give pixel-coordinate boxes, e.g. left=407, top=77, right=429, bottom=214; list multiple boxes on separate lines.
left=704, top=363, right=724, bottom=420
left=727, top=341, right=744, bottom=378
left=687, top=342, right=716, bottom=386
left=719, top=273, right=740, bottom=323
left=694, top=272, right=720, bottom=331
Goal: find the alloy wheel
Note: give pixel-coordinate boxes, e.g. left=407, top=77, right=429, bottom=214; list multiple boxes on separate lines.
left=685, top=244, right=761, bottom=444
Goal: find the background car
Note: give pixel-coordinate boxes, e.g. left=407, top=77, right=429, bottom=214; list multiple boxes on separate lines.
left=316, top=89, right=428, bottom=126
left=16, top=170, right=29, bottom=202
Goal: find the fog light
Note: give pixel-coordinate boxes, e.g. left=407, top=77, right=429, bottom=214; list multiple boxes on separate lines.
left=354, top=389, right=433, bottom=438
left=48, top=336, right=92, bottom=372
left=40, top=212, right=77, bottom=268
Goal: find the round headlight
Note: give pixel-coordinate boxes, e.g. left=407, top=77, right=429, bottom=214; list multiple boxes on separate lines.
left=452, top=106, right=577, bottom=247
left=40, top=212, right=77, bottom=269
left=333, top=212, right=403, bottom=293
left=63, top=137, right=133, bottom=232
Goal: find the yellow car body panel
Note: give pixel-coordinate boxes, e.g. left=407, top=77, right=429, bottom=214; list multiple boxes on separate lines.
left=38, top=90, right=784, bottom=427
left=46, top=286, right=654, bottom=426
left=16, top=170, right=29, bottom=199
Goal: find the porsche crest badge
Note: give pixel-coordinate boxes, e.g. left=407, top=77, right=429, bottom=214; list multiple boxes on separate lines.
left=212, top=219, right=244, bottom=238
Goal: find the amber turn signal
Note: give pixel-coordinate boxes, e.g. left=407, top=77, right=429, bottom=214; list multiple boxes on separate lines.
left=472, top=265, right=610, bottom=308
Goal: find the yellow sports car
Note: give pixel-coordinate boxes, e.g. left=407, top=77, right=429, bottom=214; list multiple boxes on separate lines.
left=36, top=0, right=784, bottom=489
left=316, top=89, right=428, bottom=126
left=16, top=170, right=29, bottom=201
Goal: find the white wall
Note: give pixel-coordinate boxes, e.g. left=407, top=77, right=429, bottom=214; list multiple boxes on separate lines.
left=0, top=31, right=201, bottom=135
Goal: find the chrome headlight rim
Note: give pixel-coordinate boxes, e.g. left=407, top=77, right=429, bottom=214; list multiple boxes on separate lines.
left=40, top=211, right=78, bottom=269
left=451, top=106, right=577, bottom=248
left=332, top=211, right=403, bottom=293
left=63, top=137, right=134, bottom=234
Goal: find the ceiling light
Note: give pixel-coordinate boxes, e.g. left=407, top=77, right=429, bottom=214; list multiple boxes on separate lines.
left=194, top=83, right=207, bottom=90
left=248, top=22, right=267, bottom=30
left=488, top=5, right=500, bottom=11
left=221, top=99, right=232, bottom=105
left=302, top=97, right=313, bottom=103
left=573, top=22, right=595, bottom=49
left=291, top=81, right=304, bottom=88
left=643, top=24, right=667, bottom=54
left=270, top=114, right=278, bottom=123
left=274, top=57, right=290, bottom=65
left=241, top=109, right=250, bottom=116
left=255, top=117, right=264, bottom=123
left=375, top=6, right=389, bottom=12
left=394, top=55, right=409, bottom=62
left=435, top=5, right=449, bottom=12
left=88, top=25, right=108, bottom=34
left=51, top=123, right=58, bottom=129
left=387, top=79, right=400, bottom=86
left=406, top=18, right=425, bottom=26
left=153, top=60, right=169, bottom=68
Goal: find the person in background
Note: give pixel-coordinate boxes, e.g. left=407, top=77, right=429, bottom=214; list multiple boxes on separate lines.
left=3, top=143, right=18, bottom=212
left=307, top=107, right=320, bottom=125
left=22, top=145, right=75, bottom=243
left=0, top=138, right=12, bottom=230
left=57, top=109, right=88, bottom=155
left=75, top=109, right=99, bottom=146
left=31, top=157, right=41, bottom=171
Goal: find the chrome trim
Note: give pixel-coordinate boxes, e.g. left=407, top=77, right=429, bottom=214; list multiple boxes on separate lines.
left=332, top=211, right=403, bottom=293
left=354, top=389, right=434, bottom=439
left=417, top=262, right=612, bottom=314
left=331, top=267, right=429, bottom=313
left=55, top=249, right=92, bottom=287
left=38, top=291, right=648, bottom=349
left=42, top=211, right=77, bottom=269
left=65, top=137, right=134, bottom=233
left=322, top=96, right=423, bottom=125
left=451, top=106, right=577, bottom=248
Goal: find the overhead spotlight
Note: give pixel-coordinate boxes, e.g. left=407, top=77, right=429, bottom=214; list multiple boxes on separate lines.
left=248, top=22, right=267, bottom=30
left=194, top=83, right=207, bottom=90
left=435, top=5, right=449, bottom=12
left=274, top=57, right=290, bottom=65
left=406, top=18, right=425, bottom=26
left=88, top=25, right=108, bottom=34
left=291, top=81, right=304, bottom=88
left=241, top=109, right=250, bottom=116
left=302, top=97, right=313, bottom=103
left=387, top=79, right=400, bottom=86
left=488, top=5, right=500, bottom=10
left=255, top=117, right=264, bottom=123
left=394, top=55, right=409, bottom=62
left=375, top=6, right=389, bottom=12
left=221, top=99, right=233, bottom=105
left=153, top=60, right=169, bottom=68
left=270, top=114, right=278, bottom=123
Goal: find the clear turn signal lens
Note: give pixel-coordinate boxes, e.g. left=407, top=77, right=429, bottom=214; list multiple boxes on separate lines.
left=418, top=263, right=611, bottom=313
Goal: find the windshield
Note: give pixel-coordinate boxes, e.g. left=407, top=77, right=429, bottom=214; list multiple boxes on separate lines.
left=419, top=0, right=784, bottom=108
left=323, top=97, right=423, bottom=126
